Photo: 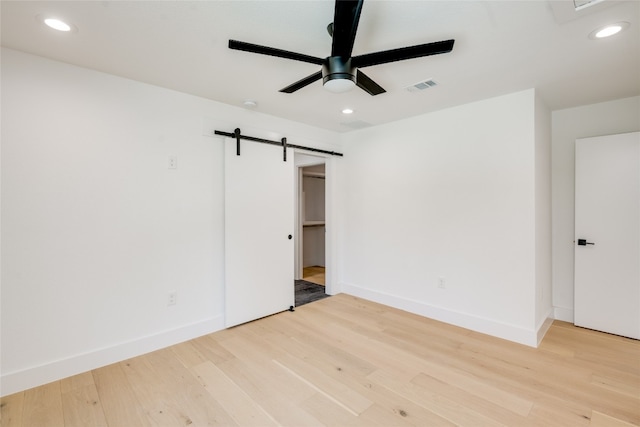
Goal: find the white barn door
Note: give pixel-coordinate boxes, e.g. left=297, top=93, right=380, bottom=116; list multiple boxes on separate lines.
left=224, top=138, right=294, bottom=327
left=574, top=132, right=640, bottom=339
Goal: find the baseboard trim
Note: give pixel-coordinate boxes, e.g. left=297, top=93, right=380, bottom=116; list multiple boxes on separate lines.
left=536, top=310, right=555, bottom=346
left=1, top=316, right=224, bottom=397
left=341, top=282, right=539, bottom=347
left=553, top=306, right=574, bottom=323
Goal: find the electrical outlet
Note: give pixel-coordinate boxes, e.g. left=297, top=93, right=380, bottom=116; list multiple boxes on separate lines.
left=438, top=277, right=446, bottom=289
left=168, top=291, right=177, bottom=306
left=168, top=155, right=177, bottom=169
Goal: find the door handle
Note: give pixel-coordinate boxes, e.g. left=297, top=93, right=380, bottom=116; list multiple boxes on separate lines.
left=577, top=239, right=595, bottom=246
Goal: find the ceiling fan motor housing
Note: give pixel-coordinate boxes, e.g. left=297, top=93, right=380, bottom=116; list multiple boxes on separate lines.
left=322, top=56, right=356, bottom=88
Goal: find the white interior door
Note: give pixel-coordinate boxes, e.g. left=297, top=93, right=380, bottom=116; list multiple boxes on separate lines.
left=225, top=138, right=294, bottom=327
left=574, top=132, right=640, bottom=339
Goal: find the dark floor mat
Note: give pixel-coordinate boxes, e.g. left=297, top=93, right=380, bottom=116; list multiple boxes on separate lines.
left=295, top=279, right=330, bottom=307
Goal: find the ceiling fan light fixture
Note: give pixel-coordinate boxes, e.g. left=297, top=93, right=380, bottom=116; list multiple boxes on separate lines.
left=322, top=56, right=356, bottom=93
left=324, top=77, right=356, bottom=93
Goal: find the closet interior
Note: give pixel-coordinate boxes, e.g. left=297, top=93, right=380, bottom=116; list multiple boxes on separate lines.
left=301, top=164, right=325, bottom=285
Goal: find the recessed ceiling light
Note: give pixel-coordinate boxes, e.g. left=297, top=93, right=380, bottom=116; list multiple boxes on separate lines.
left=44, top=18, right=72, bottom=32
left=589, top=22, right=630, bottom=39
left=243, top=100, right=258, bottom=108
left=342, top=108, right=354, bottom=115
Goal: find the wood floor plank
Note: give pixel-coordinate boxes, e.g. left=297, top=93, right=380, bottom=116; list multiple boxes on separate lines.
left=545, top=324, right=640, bottom=373
left=60, top=384, right=107, bottom=427
left=369, top=368, right=507, bottom=427
left=22, top=381, right=64, bottom=427
left=59, top=372, right=94, bottom=395
left=58, top=371, right=107, bottom=427
left=120, top=354, right=195, bottom=426
left=298, top=392, right=360, bottom=426
left=92, top=363, right=151, bottom=427
left=408, top=371, right=533, bottom=426
left=170, top=340, right=210, bottom=370
left=190, top=333, right=237, bottom=363
left=289, top=308, right=424, bottom=382
left=590, top=373, right=640, bottom=399
left=259, top=310, right=378, bottom=378
left=349, top=378, right=457, bottom=427
left=355, top=403, right=418, bottom=427
left=0, top=392, right=24, bottom=427
left=526, top=400, right=593, bottom=426
left=272, top=357, right=373, bottom=416
left=590, top=410, right=639, bottom=427
left=217, top=334, right=317, bottom=404
left=216, top=358, right=324, bottom=426
left=191, top=360, right=279, bottom=426
left=411, top=366, right=534, bottom=417
left=122, top=349, right=238, bottom=426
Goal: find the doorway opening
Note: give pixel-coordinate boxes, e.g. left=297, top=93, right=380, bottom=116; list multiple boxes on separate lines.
left=295, top=161, right=329, bottom=307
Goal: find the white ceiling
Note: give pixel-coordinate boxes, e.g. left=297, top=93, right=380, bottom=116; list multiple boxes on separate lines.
left=2, top=1, right=638, bottom=132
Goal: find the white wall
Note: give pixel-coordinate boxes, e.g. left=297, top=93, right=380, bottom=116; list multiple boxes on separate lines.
left=551, top=96, right=640, bottom=322
left=0, top=48, right=339, bottom=396
left=338, top=89, right=547, bottom=346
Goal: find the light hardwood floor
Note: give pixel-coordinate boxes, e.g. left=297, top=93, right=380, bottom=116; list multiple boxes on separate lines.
left=302, top=266, right=325, bottom=286
left=2, top=294, right=639, bottom=426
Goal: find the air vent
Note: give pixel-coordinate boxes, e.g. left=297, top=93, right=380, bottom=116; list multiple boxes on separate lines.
left=574, top=0, right=605, bottom=11
left=406, top=79, right=438, bottom=92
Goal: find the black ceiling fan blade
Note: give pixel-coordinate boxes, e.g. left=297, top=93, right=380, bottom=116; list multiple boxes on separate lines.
left=331, top=0, right=364, bottom=58
left=356, top=70, right=385, bottom=96
left=279, top=71, right=323, bottom=93
left=229, top=40, right=324, bottom=65
left=352, top=39, right=455, bottom=68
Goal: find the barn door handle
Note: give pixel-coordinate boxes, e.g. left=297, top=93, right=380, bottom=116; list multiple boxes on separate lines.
left=577, top=239, right=595, bottom=246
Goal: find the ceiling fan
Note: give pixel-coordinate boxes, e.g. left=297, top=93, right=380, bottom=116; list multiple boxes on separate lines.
left=228, top=0, right=455, bottom=96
